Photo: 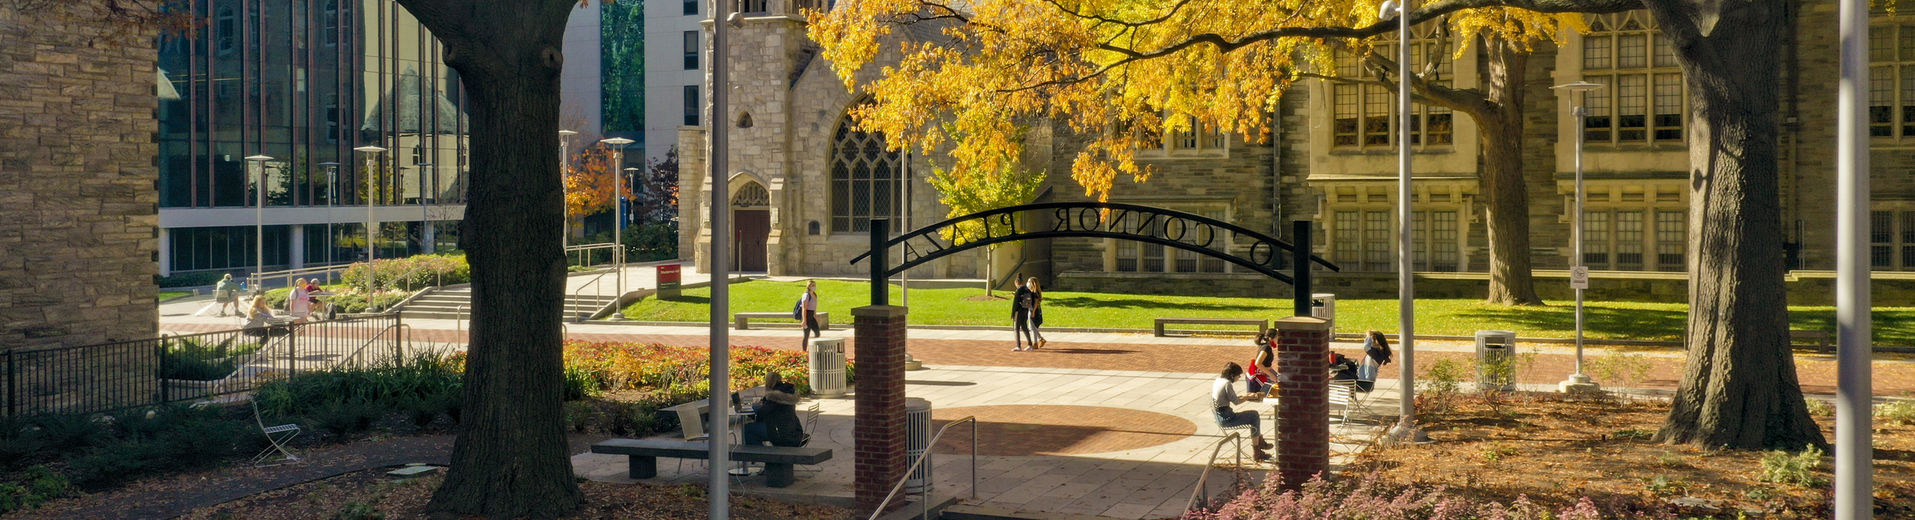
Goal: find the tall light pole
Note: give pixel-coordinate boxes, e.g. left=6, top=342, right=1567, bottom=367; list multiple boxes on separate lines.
left=710, top=9, right=738, bottom=519
left=354, top=146, right=387, bottom=312
left=560, top=129, right=578, bottom=248
left=1836, top=0, right=1875, bottom=516
left=1553, top=81, right=1602, bottom=393
left=1377, top=0, right=1427, bottom=444
left=601, top=137, right=635, bottom=320
left=245, top=155, right=274, bottom=289
left=320, top=161, right=341, bottom=279
left=624, top=166, right=642, bottom=228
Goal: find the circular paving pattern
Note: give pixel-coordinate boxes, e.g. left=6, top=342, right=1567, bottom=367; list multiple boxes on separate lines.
left=929, top=405, right=1196, bottom=457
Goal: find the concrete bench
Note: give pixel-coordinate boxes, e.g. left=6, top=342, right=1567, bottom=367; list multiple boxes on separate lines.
left=591, top=438, right=832, bottom=488
left=733, top=311, right=829, bottom=330
left=1153, top=317, right=1268, bottom=337
left=1790, top=329, right=1832, bottom=349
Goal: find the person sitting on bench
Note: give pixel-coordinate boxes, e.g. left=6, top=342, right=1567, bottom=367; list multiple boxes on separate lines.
left=742, top=372, right=804, bottom=447
left=1355, top=330, right=1393, bottom=392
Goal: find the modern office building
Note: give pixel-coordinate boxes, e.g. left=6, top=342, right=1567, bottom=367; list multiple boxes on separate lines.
left=643, top=0, right=707, bottom=164
left=156, top=0, right=471, bottom=276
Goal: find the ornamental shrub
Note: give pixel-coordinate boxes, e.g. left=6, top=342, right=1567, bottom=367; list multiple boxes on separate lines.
left=1184, top=473, right=1673, bottom=520
left=339, top=253, right=470, bottom=290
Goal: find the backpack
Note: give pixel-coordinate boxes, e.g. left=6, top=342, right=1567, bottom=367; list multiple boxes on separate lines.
left=792, top=298, right=803, bottom=320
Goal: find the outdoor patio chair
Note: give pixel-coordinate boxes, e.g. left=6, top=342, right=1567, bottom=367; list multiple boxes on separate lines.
left=795, top=402, right=824, bottom=475
left=251, top=400, right=302, bottom=465
left=1329, top=380, right=1373, bottom=425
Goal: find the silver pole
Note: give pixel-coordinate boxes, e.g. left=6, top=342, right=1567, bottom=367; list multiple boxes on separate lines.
left=710, top=5, right=733, bottom=519
left=1552, top=81, right=1600, bottom=393
left=256, top=162, right=265, bottom=279
left=1381, top=0, right=1425, bottom=444
left=560, top=129, right=577, bottom=249
left=354, top=146, right=386, bottom=311
left=1836, top=0, right=1874, bottom=517
left=601, top=137, right=636, bottom=317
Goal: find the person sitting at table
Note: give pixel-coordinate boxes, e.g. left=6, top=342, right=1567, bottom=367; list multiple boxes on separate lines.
left=1213, top=362, right=1273, bottom=461
left=742, top=372, right=804, bottom=447
left=240, top=296, right=278, bottom=337
left=1356, top=330, right=1393, bottom=392
left=1244, top=330, right=1276, bottom=395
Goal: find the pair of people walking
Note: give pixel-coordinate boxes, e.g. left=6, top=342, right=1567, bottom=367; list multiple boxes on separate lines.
left=1012, top=277, right=1046, bottom=351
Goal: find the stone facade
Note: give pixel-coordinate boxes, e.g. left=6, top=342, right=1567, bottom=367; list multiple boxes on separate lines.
left=0, top=4, right=160, bottom=351
left=678, top=2, right=1915, bottom=300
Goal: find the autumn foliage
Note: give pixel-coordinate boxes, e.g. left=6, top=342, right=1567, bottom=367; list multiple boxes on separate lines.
left=563, top=146, right=634, bottom=220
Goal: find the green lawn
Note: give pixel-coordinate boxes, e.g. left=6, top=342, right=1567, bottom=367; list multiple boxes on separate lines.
left=622, top=279, right=1915, bottom=345
left=158, top=291, right=191, bottom=301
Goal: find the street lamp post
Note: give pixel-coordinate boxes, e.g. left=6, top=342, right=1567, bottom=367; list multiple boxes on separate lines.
left=624, top=166, right=642, bottom=227
left=600, top=137, right=635, bottom=320
left=560, top=129, right=578, bottom=248
left=245, top=155, right=274, bottom=291
left=1377, top=0, right=1428, bottom=444
left=1553, top=81, right=1602, bottom=393
left=354, top=146, right=387, bottom=312
left=320, top=161, right=341, bottom=282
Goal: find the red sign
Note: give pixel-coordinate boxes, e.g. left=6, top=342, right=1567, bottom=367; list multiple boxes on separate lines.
left=657, top=264, right=681, bottom=288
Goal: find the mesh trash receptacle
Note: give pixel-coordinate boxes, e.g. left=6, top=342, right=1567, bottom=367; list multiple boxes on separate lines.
left=808, top=338, right=847, bottom=398
left=1474, top=330, right=1518, bottom=391
left=905, top=398, right=933, bottom=494
left=1310, top=293, right=1337, bottom=335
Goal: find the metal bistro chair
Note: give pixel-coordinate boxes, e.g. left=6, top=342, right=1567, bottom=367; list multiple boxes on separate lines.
left=1328, top=380, right=1373, bottom=425
left=795, top=401, right=824, bottom=476
left=251, top=401, right=302, bottom=465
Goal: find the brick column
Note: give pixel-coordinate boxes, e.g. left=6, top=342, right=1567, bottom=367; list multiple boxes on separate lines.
left=852, top=305, right=907, bottom=511
left=1273, top=316, right=1329, bottom=490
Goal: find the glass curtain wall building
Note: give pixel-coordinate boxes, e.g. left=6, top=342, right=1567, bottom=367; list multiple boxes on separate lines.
left=156, top=0, right=469, bottom=275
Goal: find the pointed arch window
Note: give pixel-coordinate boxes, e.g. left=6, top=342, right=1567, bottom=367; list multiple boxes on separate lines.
left=829, top=116, right=903, bottom=233
left=732, top=182, right=770, bottom=208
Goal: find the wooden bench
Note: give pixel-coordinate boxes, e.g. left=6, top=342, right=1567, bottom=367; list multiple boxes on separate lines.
left=733, top=311, right=829, bottom=330
left=1154, top=317, right=1268, bottom=337
left=1790, top=329, right=1832, bottom=349
left=591, top=438, right=832, bottom=488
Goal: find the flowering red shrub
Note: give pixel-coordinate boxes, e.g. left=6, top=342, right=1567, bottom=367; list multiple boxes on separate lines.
left=1184, top=473, right=1672, bottom=520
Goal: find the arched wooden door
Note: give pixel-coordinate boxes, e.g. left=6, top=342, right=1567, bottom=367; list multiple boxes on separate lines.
left=732, top=182, right=770, bottom=272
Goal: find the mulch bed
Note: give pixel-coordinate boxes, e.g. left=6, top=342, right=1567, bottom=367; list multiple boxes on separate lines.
left=179, top=471, right=856, bottom=520
left=1346, top=392, right=1915, bottom=518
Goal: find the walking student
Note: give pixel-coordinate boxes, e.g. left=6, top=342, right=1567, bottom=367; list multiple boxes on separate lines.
left=213, top=274, right=241, bottom=317
left=799, top=280, right=821, bottom=352
left=1026, top=277, right=1047, bottom=349
left=1012, top=277, right=1035, bottom=351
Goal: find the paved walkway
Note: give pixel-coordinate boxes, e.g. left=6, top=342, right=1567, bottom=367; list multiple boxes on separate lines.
left=153, top=277, right=1915, bottom=519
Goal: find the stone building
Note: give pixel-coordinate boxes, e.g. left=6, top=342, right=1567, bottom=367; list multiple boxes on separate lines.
left=678, top=2, right=1915, bottom=300
left=0, top=3, right=160, bottom=350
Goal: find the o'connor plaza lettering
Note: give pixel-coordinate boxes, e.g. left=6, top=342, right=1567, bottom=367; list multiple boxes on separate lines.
left=853, top=202, right=1337, bottom=284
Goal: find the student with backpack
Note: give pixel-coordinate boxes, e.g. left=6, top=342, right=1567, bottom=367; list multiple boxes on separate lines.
left=1012, top=277, right=1036, bottom=351
left=798, top=280, right=820, bottom=351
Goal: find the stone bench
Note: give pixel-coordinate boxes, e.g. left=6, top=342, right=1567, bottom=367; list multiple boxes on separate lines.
left=733, top=311, right=829, bottom=330
left=590, top=438, right=832, bottom=488
left=1153, top=317, right=1268, bottom=337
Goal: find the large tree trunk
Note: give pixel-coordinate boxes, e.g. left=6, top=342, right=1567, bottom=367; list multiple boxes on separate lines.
left=1479, top=41, right=1543, bottom=306
left=396, top=0, right=585, bottom=516
left=1647, top=0, right=1826, bottom=449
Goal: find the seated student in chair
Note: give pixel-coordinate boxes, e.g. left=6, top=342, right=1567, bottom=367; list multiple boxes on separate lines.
left=742, top=372, right=805, bottom=447
left=1244, top=330, right=1276, bottom=395
left=1355, top=330, right=1393, bottom=392
left=1213, top=362, right=1273, bottom=461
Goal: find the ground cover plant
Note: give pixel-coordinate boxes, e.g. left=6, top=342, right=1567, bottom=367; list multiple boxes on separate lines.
left=1298, top=392, right=1915, bottom=519
left=0, top=402, right=266, bottom=515
left=158, top=290, right=191, bottom=301
left=180, top=470, right=854, bottom=520
left=619, top=280, right=1915, bottom=344
left=261, top=285, right=412, bottom=314
left=557, top=341, right=853, bottom=435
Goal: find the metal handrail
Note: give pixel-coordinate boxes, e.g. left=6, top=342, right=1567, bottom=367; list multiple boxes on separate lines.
left=565, top=242, right=619, bottom=269
left=1184, top=431, right=1246, bottom=513
left=455, top=304, right=470, bottom=337
left=247, top=264, right=351, bottom=293
left=569, top=270, right=614, bottom=321
left=338, top=323, right=410, bottom=369
left=866, top=416, right=978, bottom=520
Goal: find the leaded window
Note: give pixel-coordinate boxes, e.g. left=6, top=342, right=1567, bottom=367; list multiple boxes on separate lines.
left=1329, top=36, right=1453, bottom=150
left=829, top=118, right=902, bottom=233
left=1869, top=24, right=1915, bottom=138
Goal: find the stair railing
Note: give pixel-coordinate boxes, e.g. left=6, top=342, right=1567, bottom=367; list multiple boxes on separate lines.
left=866, top=416, right=977, bottom=520
left=569, top=270, right=613, bottom=322
left=1184, top=431, right=1246, bottom=513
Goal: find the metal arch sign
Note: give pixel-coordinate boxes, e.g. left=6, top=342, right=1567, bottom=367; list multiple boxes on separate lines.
left=848, top=202, right=1339, bottom=285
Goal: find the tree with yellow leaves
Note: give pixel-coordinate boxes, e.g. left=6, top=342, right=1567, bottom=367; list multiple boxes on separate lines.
left=563, top=145, right=636, bottom=237
left=924, top=125, right=1047, bottom=296
left=812, top=0, right=1824, bottom=450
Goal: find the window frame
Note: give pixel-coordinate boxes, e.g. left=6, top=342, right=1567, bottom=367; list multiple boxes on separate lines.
left=827, top=115, right=904, bottom=234
left=682, top=85, right=700, bottom=126
left=1327, top=38, right=1455, bottom=151
left=682, top=31, right=699, bottom=70
left=1578, top=12, right=1687, bottom=147
left=1577, top=184, right=1688, bottom=272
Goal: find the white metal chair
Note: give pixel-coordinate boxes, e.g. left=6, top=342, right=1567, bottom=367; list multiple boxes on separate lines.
left=1328, top=380, right=1373, bottom=425
left=251, top=401, right=301, bottom=465
left=669, top=401, right=712, bottom=474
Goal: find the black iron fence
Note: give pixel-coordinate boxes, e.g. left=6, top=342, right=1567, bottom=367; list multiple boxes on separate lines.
left=1, top=314, right=406, bottom=418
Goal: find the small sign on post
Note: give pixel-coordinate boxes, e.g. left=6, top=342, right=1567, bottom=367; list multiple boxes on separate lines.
left=1569, top=266, right=1590, bottom=290
left=657, top=264, right=682, bottom=299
